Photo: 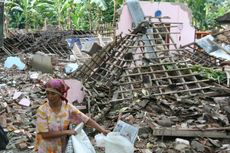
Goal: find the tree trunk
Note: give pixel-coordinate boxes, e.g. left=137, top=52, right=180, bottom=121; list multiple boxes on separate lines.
left=112, top=0, right=116, bottom=40
left=25, top=14, right=28, bottom=32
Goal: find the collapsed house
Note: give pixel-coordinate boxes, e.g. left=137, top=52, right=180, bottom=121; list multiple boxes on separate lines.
left=75, top=20, right=215, bottom=102
left=72, top=1, right=230, bottom=152
left=73, top=19, right=230, bottom=151
left=1, top=1, right=230, bottom=153
left=2, top=30, right=91, bottom=57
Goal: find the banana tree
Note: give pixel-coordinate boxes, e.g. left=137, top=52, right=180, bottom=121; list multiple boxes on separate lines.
left=187, top=0, right=229, bottom=30
left=4, top=0, right=15, bottom=32
left=74, top=0, right=107, bottom=10
left=71, top=2, right=88, bottom=29
left=38, top=0, right=73, bottom=29
left=73, top=0, right=107, bottom=30
left=8, top=0, right=42, bottom=30
left=204, top=0, right=229, bottom=29
left=90, top=0, right=107, bottom=11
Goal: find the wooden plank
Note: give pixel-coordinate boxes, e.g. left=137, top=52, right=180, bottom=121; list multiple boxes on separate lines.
left=114, top=86, right=212, bottom=95
left=151, top=128, right=230, bottom=139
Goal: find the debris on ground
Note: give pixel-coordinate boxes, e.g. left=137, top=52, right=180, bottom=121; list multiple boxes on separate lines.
left=0, top=21, right=230, bottom=153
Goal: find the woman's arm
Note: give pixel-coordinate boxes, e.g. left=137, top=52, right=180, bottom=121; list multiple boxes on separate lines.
left=85, top=118, right=109, bottom=135
left=39, top=130, right=75, bottom=139
left=69, top=104, right=109, bottom=135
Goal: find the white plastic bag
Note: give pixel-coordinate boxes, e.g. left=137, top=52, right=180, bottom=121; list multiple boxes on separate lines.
left=95, top=132, right=134, bottom=153
left=95, top=133, right=106, bottom=147
left=72, top=130, right=96, bottom=153
left=66, top=123, right=96, bottom=153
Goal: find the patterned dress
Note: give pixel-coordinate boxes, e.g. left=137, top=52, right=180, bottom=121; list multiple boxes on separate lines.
left=35, top=100, right=89, bottom=153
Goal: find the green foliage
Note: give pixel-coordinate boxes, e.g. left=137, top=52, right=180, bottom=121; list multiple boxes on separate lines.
left=165, top=64, right=174, bottom=70
left=101, top=0, right=114, bottom=23
left=187, top=0, right=207, bottom=30
left=90, top=0, right=107, bottom=11
left=147, top=0, right=229, bottom=30
left=204, top=3, right=226, bottom=29
left=187, top=0, right=229, bottom=30
left=117, top=0, right=124, bottom=5
left=6, top=0, right=43, bottom=29
left=5, top=0, right=110, bottom=30
left=4, top=0, right=230, bottom=31
left=191, top=65, right=226, bottom=83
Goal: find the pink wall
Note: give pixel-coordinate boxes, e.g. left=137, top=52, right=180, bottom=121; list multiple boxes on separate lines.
left=116, top=2, right=195, bottom=47
left=65, top=79, right=85, bottom=104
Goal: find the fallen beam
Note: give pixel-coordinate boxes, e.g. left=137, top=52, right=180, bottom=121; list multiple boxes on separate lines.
left=151, top=128, right=230, bottom=139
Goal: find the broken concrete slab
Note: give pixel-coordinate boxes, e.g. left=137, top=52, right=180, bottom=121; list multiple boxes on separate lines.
left=80, top=36, right=112, bottom=53
left=86, top=42, right=103, bottom=56
left=18, top=98, right=30, bottom=107
left=191, top=140, right=205, bottom=152
left=13, top=91, right=23, bottom=100
left=31, top=52, right=53, bottom=73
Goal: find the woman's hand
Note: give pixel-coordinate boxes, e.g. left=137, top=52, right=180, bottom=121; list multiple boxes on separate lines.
left=65, top=130, right=76, bottom=136
left=101, top=129, right=110, bottom=135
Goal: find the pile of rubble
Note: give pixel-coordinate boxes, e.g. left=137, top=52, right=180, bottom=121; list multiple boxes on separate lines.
left=74, top=21, right=230, bottom=152
left=0, top=29, right=102, bottom=152
left=216, top=30, right=230, bottom=44
left=0, top=21, right=230, bottom=153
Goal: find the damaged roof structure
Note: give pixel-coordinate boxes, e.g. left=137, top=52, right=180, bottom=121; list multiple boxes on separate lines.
left=1, top=30, right=94, bottom=58
left=72, top=1, right=230, bottom=152
left=1, top=1, right=230, bottom=153
left=72, top=15, right=230, bottom=153
left=75, top=20, right=215, bottom=101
